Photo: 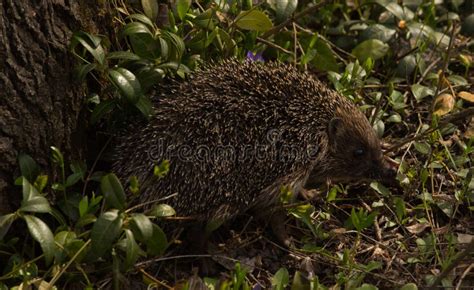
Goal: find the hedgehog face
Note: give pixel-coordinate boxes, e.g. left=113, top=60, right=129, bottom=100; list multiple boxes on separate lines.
left=320, top=116, right=395, bottom=183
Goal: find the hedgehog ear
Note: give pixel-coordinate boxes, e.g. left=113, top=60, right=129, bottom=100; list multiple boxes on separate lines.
left=328, top=117, right=343, bottom=140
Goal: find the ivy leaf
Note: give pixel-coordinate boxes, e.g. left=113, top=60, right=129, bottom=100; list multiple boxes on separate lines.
left=235, top=10, right=273, bottom=32
left=352, top=39, right=389, bottom=62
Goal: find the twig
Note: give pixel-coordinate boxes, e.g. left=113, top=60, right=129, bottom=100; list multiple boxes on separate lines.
left=455, top=262, right=474, bottom=290
left=256, top=37, right=293, bottom=55
left=433, top=23, right=457, bottom=98
left=138, top=268, right=172, bottom=289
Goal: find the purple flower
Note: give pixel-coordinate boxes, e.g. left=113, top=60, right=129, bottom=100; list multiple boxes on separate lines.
left=246, top=51, right=264, bottom=62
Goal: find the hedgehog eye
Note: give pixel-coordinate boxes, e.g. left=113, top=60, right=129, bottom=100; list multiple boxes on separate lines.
left=353, top=148, right=365, bottom=158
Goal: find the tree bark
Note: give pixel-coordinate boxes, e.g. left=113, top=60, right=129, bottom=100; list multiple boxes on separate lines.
left=0, top=0, right=108, bottom=213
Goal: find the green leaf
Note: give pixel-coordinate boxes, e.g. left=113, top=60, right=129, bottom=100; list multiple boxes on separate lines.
left=54, top=231, right=85, bottom=262
left=129, top=176, right=140, bottom=195
left=394, top=197, right=407, bottom=222
left=386, top=113, right=402, bottom=123
left=106, top=51, right=141, bottom=61
left=158, top=37, right=169, bottom=59
left=400, top=283, right=418, bottom=290
left=18, top=153, right=40, bottom=183
left=129, top=34, right=161, bottom=59
left=20, top=178, right=51, bottom=213
left=447, top=75, right=468, bottom=86
left=414, top=142, right=431, bottom=155
left=360, top=24, right=396, bottom=43
left=411, top=84, right=434, bottom=102
left=130, top=214, right=153, bottom=241
left=271, top=267, right=289, bottom=290
left=122, top=21, right=153, bottom=36
left=153, top=159, right=170, bottom=178
left=34, top=175, right=48, bottom=193
left=101, top=173, right=126, bottom=210
left=78, top=196, right=89, bottom=217
left=70, top=31, right=106, bottom=66
left=291, top=270, right=310, bottom=290
left=66, top=172, right=83, bottom=187
left=352, top=39, right=389, bottom=62
left=90, top=210, right=123, bottom=260
left=90, top=99, right=117, bottom=124
left=0, top=213, right=17, bottom=240
left=150, top=204, right=176, bottom=217
left=24, top=215, right=56, bottom=265
left=375, top=0, right=413, bottom=20
left=370, top=181, right=391, bottom=197
left=161, top=31, right=185, bottom=60
left=311, top=38, right=339, bottom=72
left=137, top=68, right=165, bottom=92
left=192, top=8, right=216, bottom=30
left=123, top=229, right=140, bottom=270
left=141, top=0, right=159, bottom=22
left=128, top=13, right=155, bottom=29
left=75, top=63, right=97, bottom=82
left=355, top=284, right=378, bottom=290
left=348, top=208, right=377, bottom=232
left=235, top=10, right=273, bottom=32
left=407, top=22, right=450, bottom=48
left=108, top=67, right=143, bottom=104
left=135, top=95, right=154, bottom=119
left=146, top=224, right=168, bottom=256
left=268, top=0, right=298, bottom=23
left=55, top=230, right=77, bottom=247
left=176, top=0, right=191, bottom=21
left=50, top=146, right=64, bottom=168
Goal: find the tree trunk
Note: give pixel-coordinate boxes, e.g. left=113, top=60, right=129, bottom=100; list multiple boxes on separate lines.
left=0, top=0, right=108, bottom=213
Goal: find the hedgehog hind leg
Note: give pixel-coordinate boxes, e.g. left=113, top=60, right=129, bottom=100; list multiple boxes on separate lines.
left=251, top=207, right=292, bottom=247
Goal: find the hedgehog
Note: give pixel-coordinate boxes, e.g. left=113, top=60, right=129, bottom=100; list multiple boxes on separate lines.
left=113, top=59, right=395, bottom=234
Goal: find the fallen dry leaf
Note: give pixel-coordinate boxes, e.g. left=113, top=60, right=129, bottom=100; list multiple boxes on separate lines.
left=458, top=91, right=474, bottom=102
left=406, top=222, right=430, bottom=234
left=465, top=117, right=474, bottom=138
left=457, top=233, right=474, bottom=244
left=433, top=93, right=455, bottom=116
